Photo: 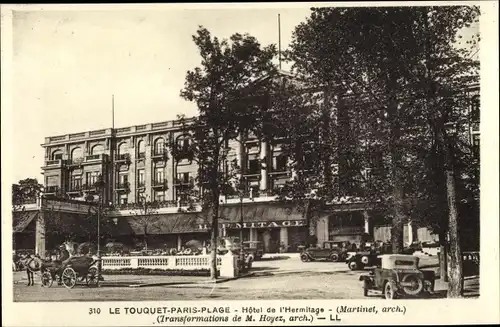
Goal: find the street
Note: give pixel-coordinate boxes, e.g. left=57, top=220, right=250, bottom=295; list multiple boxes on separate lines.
left=12, top=254, right=479, bottom=302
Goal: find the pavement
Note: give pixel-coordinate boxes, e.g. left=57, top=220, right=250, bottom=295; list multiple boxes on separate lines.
left=12, top=253, right=479, bottom=301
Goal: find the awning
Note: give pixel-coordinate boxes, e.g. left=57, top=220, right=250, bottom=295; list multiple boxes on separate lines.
left=13, top=211, right=38, bottom=233
left=205, top=202, right=305, bottom=223
left=113, top=212, right=208, bottom=236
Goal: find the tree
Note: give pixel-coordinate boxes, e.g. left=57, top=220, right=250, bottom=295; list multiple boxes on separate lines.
left=129, top=195, right=160, bottom=251
left=177, top=26, right=277, bottom=279
left=12, top=178, right=43, bottom=209
left=283, top=6, right=479, bottom=296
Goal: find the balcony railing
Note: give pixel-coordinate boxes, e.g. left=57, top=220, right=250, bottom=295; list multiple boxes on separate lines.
left=44, top=186, right=60, bottom=194
left=137, top=152, right=146, bottom=160
left=86, top=154, right=104, bottom=161
left=68, top=184, right=83, bottom=193
left=137, top=181, right=146, bottom=188
left=115, top=182, right=130, bottom=191
left=114, top=200, right=178, bottom=211
left=44, top=159, right=64, bottom=167
left=151, top=149, right=167, bottom=158
left=67, top=157, right=85, bottom=166
left=115, top=153, right=131, bottom=162
left=174, top=178, right=191, bottom=186
left=152, top=179, right=167, bottom=188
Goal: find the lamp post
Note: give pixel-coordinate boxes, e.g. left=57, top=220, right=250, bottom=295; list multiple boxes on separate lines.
left=94, top=174, right=106, bottom=287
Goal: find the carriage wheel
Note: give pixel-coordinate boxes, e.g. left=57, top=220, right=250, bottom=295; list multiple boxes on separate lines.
left=86, top=267, right=99, bottom=287
left=41, top=271, right=53, bottom=288
left=62, top=267, right=77, bottom=289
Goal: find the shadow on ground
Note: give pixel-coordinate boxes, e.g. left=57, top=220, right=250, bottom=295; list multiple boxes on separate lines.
left=258, top=256, right=290, bottom=261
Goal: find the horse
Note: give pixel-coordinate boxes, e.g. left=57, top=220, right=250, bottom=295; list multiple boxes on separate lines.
left=18, top=254, right=45, bottom=286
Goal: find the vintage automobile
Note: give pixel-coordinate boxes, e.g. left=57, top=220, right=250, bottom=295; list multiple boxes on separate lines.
left=300, top=241, right=350, bottom=262
left=242, top=241, right=264, bottom=260
left=359, top=254, right=435, bottom=299
left=346, top=250, right=381, bottom=270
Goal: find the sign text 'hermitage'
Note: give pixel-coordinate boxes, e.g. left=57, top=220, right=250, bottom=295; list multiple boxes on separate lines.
left=198, top=220, right=306, bottom=230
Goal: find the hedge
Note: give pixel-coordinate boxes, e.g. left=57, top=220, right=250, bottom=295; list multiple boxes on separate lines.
left=102, top=268, right=212, bottom=276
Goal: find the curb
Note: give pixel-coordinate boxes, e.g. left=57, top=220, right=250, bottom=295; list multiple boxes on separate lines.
left=127, top=273, right=255, bottom=288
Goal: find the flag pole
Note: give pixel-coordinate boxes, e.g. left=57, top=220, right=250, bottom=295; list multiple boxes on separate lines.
left=278, top=14, right=282, bottom=70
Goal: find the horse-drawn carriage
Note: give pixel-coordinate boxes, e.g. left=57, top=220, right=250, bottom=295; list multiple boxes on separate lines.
left=41, top=255, right=99, bottom=289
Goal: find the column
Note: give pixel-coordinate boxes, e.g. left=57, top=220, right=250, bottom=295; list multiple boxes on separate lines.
left=177, top=234, right=182, bottom=251
left=237, top=133, right=244, bottom=169
left=260, top=141, right=268, bottom=191
left=316, top=216, right=329, bottom=245
left=35, top=211, right=46, bottom=259
left=287, top=157, right=297, bottom=181
left=407, top=221, right=414, bottom=245
left=363, top=210, right=371, bottom=235
left=249, top=228, right=257, bottom=241
left=280, top=227, right=289, bottom=252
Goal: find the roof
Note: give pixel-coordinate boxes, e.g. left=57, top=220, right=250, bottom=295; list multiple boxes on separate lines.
left=13, top=211, right=38, bottom=233
left=113, top=212, right=207, bottom=236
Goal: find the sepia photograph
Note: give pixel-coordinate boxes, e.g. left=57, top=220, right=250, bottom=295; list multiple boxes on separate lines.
left=1, top=2, right=498, bottom=326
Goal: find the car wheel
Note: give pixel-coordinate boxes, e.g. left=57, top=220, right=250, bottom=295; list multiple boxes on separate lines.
left=384, top=281, right=398, bottom=300
left=363, top=280, right=369, bottom=297
left=361, top=256, right=370, bottom=265
left=401, top=275, right=424, bottom=296
left=348, top=261, right=358, bottom=270
left=300, top=254, right=310, bottom=262
left=330, top=252, right=340, bottom=262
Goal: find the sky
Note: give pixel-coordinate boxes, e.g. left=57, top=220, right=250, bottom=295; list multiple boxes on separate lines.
left=8, top=4, right=480, bottom=183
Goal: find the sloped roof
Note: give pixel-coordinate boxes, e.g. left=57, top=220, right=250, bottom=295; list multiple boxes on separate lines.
left=13, top=211, right=38, bottom=233
left=113, top=212, right=207, bottom=236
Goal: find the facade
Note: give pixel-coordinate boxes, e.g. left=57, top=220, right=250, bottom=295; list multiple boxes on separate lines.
left=34, top=81, right=479, bottom=255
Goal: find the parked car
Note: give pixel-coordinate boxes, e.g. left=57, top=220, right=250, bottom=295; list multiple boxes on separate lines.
left=346, top=250, right=381, bottom=270
left=242, top=241, right=264, bottom=260
left=359, top=254, right=435, bottom=299
left=300, top=241, right=350, bottom=262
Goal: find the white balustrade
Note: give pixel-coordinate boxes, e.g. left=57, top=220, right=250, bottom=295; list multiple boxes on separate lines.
left=101, top=255, right=237, bottom=278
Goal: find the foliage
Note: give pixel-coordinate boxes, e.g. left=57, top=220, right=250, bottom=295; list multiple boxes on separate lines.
left=12, top=178, right=43, bottom=208
left=272, top=6, right=479, bottom=254
left=128, top=194, right=160, bottom=250
left=176, top=26, right=277, bottom=278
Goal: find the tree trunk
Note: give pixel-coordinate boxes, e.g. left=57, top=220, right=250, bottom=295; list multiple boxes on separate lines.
left=439, top=229, right=448, bottom=282
left=388, top=101, right=405, bottom=254
left=446, top=167, right=463, bottom=297
left=210, top=201, right=219, bottom=280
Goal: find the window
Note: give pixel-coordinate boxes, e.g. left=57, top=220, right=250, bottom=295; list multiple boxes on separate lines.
left=137, top=169, right=145, bottom=187
left=176, top=137, right=191, bottom=152
left=86, top=172, right=99, bottom=186
left=119, top=194, right=128, bottom=205
left=177, top=172, right=190, bottom=184
left=71, top=147, right=83, bottom=160
left=155, top=191, right=165, bottom=202
left=273, top=154, right=287, bottom=172
left=70, top=176, right=82, bottom=190
left=248, top=158, right=260, bottom=174
left=46, top=176, right=58, bottom=187
left=470, top=95, right=480, bottom=122
left=118, top=142, right=128, bottom=156
left=155, top=168, right=165, bottom=183
left=51, top=150, right=63, bottom=160
left=137, top=191, right=145, bottom=203
left=472, top=134, right=480, bottom=158
left=91, top=144, right=104, bottom=155
left=137, top=140, right=145, bottom=158
left=118, top=174, right=128, bottom=188
left=154, top=138, right=165, bottom=155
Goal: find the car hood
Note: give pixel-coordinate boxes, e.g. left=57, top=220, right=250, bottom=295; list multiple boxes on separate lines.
left=393, top=268, right=423, bottom=275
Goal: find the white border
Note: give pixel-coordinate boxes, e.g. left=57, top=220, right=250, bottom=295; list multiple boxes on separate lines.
left=1, top=2, right=498, bottom=326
